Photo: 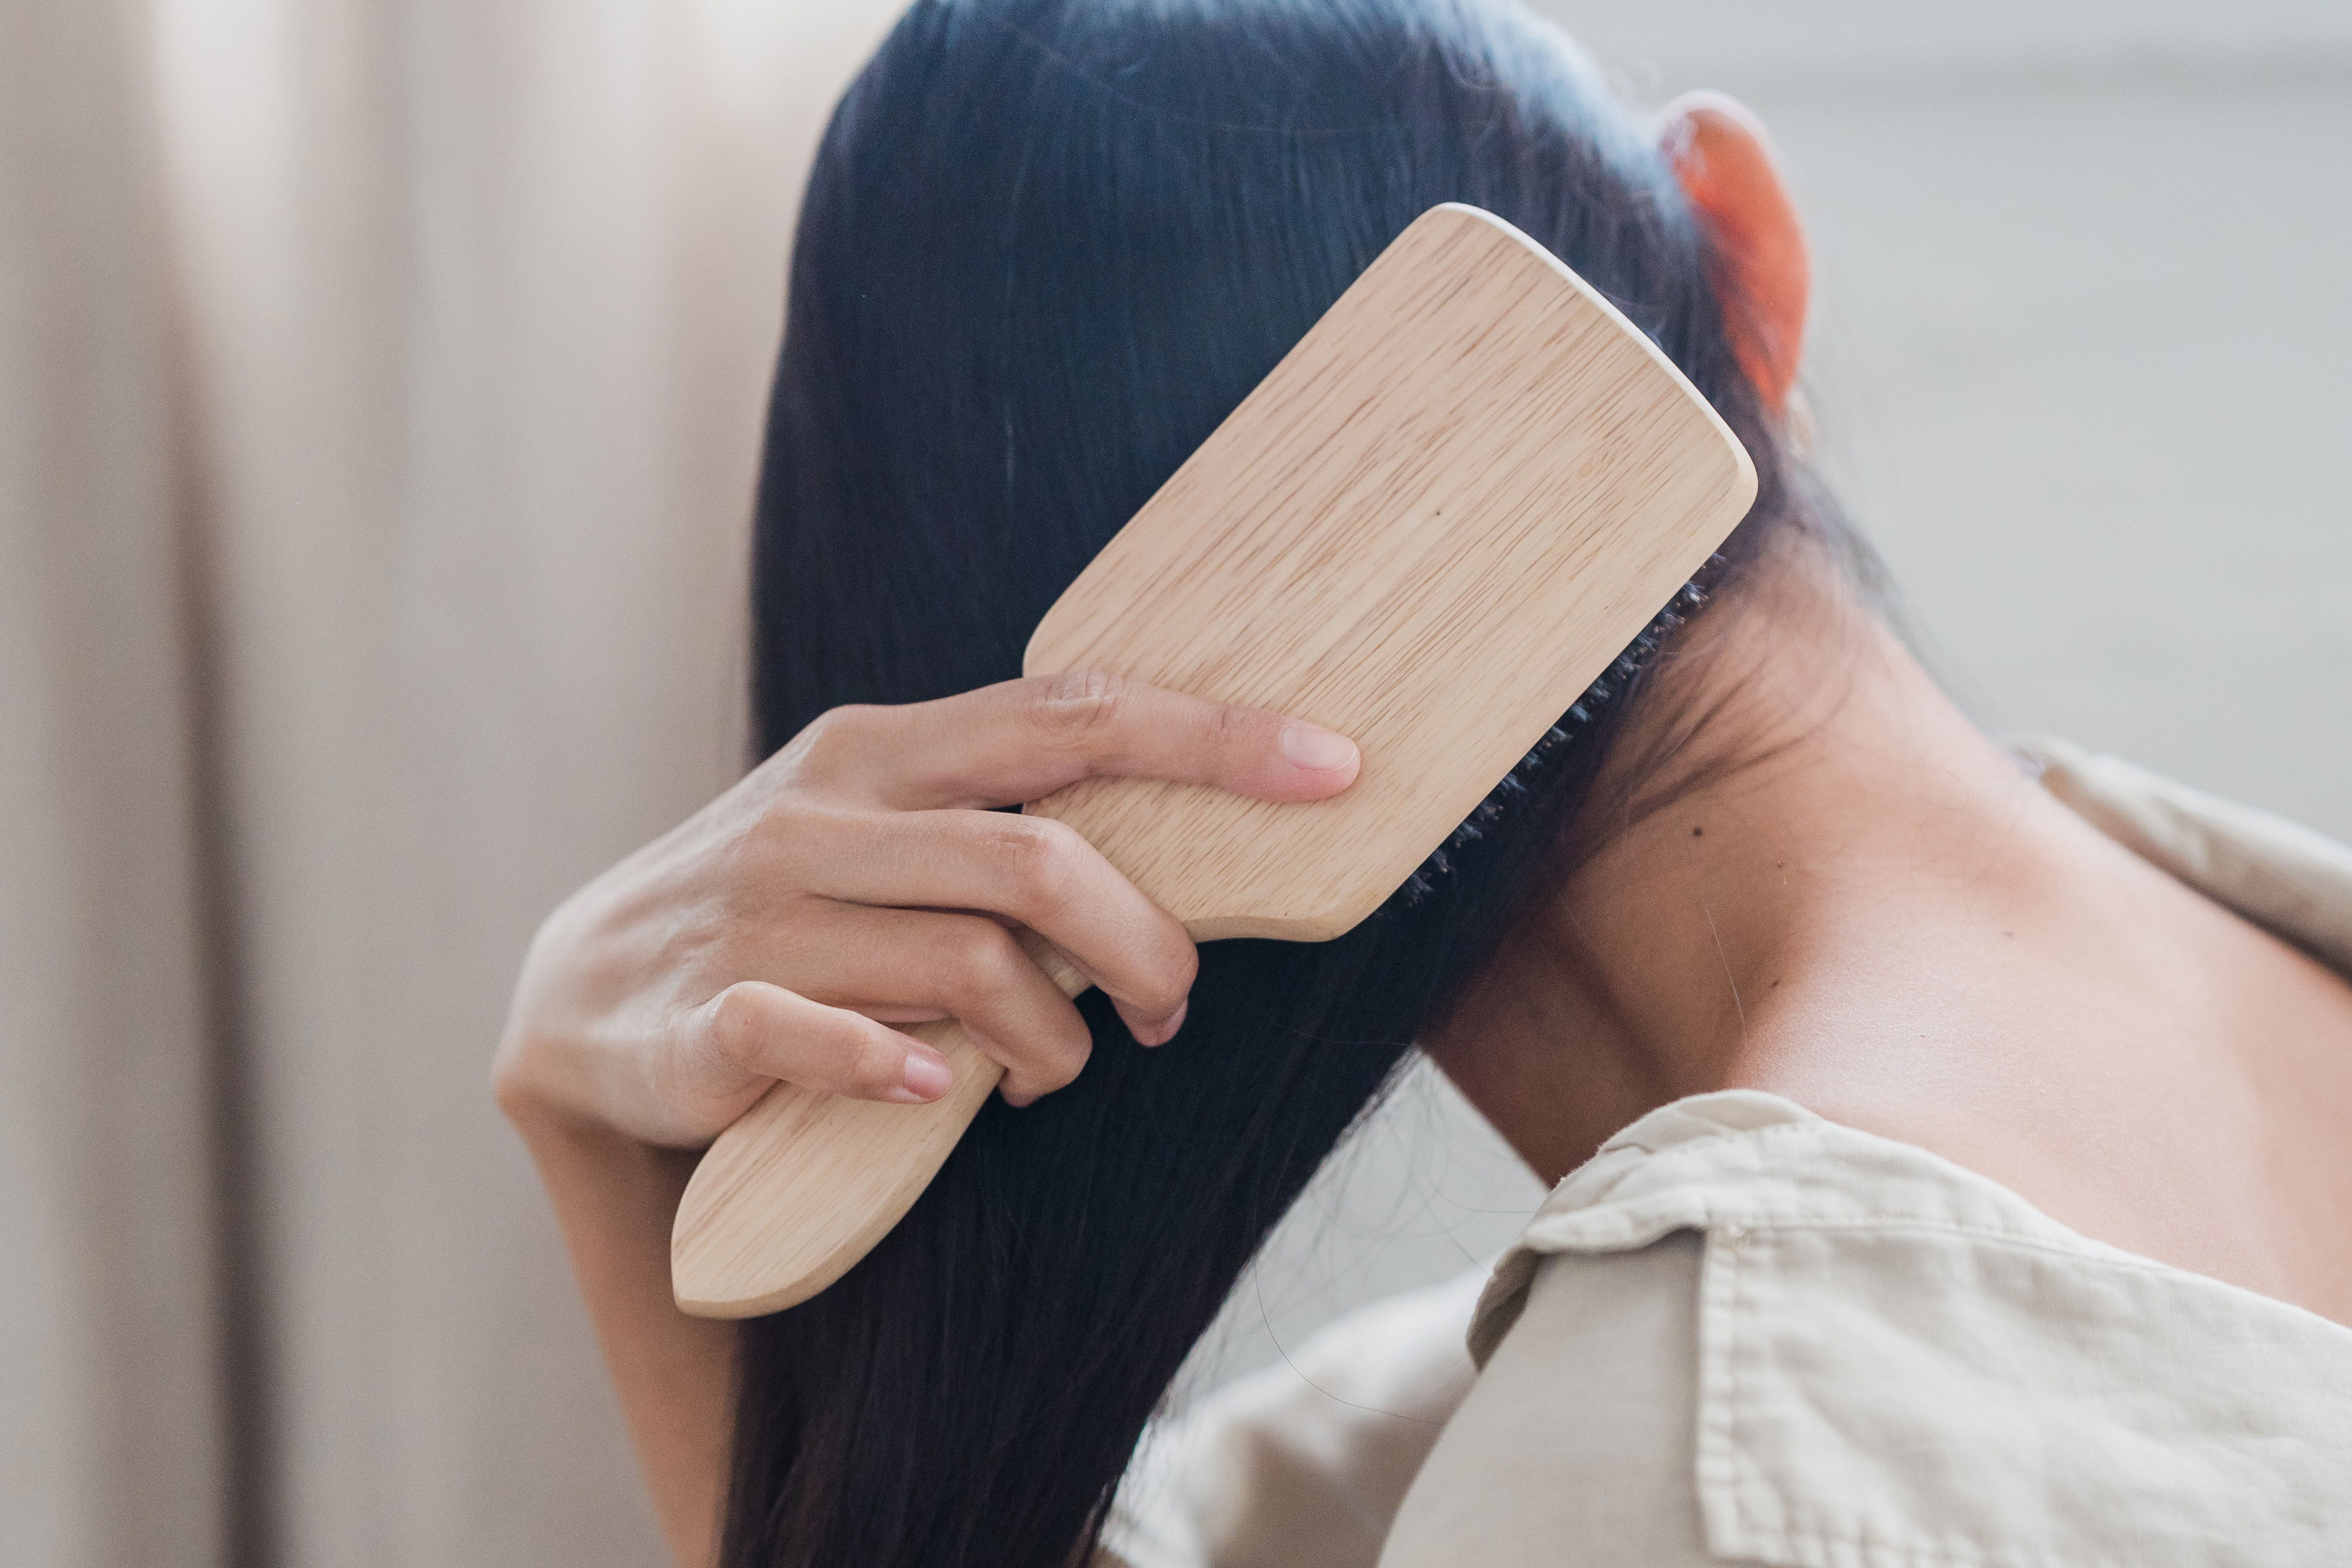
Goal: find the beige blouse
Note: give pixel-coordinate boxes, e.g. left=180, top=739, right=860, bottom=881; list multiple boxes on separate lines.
left=1102, top=738, right=2352, bottom=1567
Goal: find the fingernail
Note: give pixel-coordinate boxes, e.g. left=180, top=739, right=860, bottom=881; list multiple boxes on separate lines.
left=901, top=1050, right=954, bottom=1100
left=1279, top=723, right=1357, bottom=773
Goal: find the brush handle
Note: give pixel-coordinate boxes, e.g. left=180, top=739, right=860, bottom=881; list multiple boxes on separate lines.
left=669, top=932, right=1088, bottom=1318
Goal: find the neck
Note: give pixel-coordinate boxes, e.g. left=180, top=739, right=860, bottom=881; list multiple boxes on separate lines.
left=1424, top=550, right=2352, bottom=1324
left=1424, top=553, right=2096, bottom=1184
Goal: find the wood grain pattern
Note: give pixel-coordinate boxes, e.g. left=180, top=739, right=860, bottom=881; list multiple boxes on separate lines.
left=672, top=204, right=1756, bottom=1318
left=1026, top=204, right=1756, bottom=937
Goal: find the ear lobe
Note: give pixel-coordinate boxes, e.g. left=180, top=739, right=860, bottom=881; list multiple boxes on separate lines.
left=1659, top=91, right=1810, bottom=413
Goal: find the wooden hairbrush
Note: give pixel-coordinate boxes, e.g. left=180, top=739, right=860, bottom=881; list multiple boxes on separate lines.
left=671, top=202, right=1756, bottom=1318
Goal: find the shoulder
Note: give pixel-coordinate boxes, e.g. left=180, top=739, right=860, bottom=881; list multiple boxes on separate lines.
left=1104, top=1269, right=1487, bottom=1568
left=1380, top=1227, right=1721, bottom=1567
left=1388, top=1090, right=2352, bottom=1568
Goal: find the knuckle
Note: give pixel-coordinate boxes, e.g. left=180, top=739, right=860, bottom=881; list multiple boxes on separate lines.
left=1134, top=945, right=1198, bottom=1020
left=1207, top=701, right=1281, bottom=770
left=1031, top=670, right=1128, bottom=747
left=843, top=1024, right=908, bottom=1098
left=790, top=705, right=875, bottom=778
left=706, top=982, right=776, bottom=1068
left=748, top=801, right=854, bottom=882
left=942, top=920, right=1024, bottom=999
left=1030, top=1016, right=1092, bottom=1094
left=995, top=817, right=1083, bottom=912
left=1004, top=1051, right=1081, bottom=1104
left=1205, top=700, right=1251, bottom=753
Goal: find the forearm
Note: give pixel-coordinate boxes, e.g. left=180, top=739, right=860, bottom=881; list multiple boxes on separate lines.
left=508, top=1097, right=738, bottom=1567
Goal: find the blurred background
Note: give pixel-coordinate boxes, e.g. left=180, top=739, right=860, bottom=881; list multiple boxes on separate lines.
left=4, top=2, right=2345, bottom=1564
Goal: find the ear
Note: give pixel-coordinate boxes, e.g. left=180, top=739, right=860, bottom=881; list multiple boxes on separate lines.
left=1659, top=91, right=1809, bottom=413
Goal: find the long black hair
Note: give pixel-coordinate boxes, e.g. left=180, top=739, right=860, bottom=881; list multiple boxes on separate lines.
left=732, top=1, right=1835, bottom=1562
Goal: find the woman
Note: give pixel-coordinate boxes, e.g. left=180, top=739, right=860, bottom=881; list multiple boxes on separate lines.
left=493, top=2, right=2352, bottom=1564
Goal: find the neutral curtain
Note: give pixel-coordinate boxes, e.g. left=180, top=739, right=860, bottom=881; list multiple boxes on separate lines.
left=1, top=2, right=902, bottom=1564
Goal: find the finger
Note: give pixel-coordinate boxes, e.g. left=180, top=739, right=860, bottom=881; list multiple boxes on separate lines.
left=743, top=906, right=1098, bottom=1104
left=688, top=981, right=956, bottom=1105
left=799, top=671, right=1361, bottom=812
left=790, top=810, right=1195, bottom=1040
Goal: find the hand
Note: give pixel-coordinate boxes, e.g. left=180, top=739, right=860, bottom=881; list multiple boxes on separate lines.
left=492, top=671, right=1361, bottom=1147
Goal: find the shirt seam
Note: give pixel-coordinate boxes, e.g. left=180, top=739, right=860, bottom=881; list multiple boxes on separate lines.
left=1544, top=1122, right=2138, bottom=1268
left=1702, top=1214, right=2158, bottom=1272
left=1558, top=1118, right=2025, bottom=1227
left=1520, top=1204, right=2112, bottom=1277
